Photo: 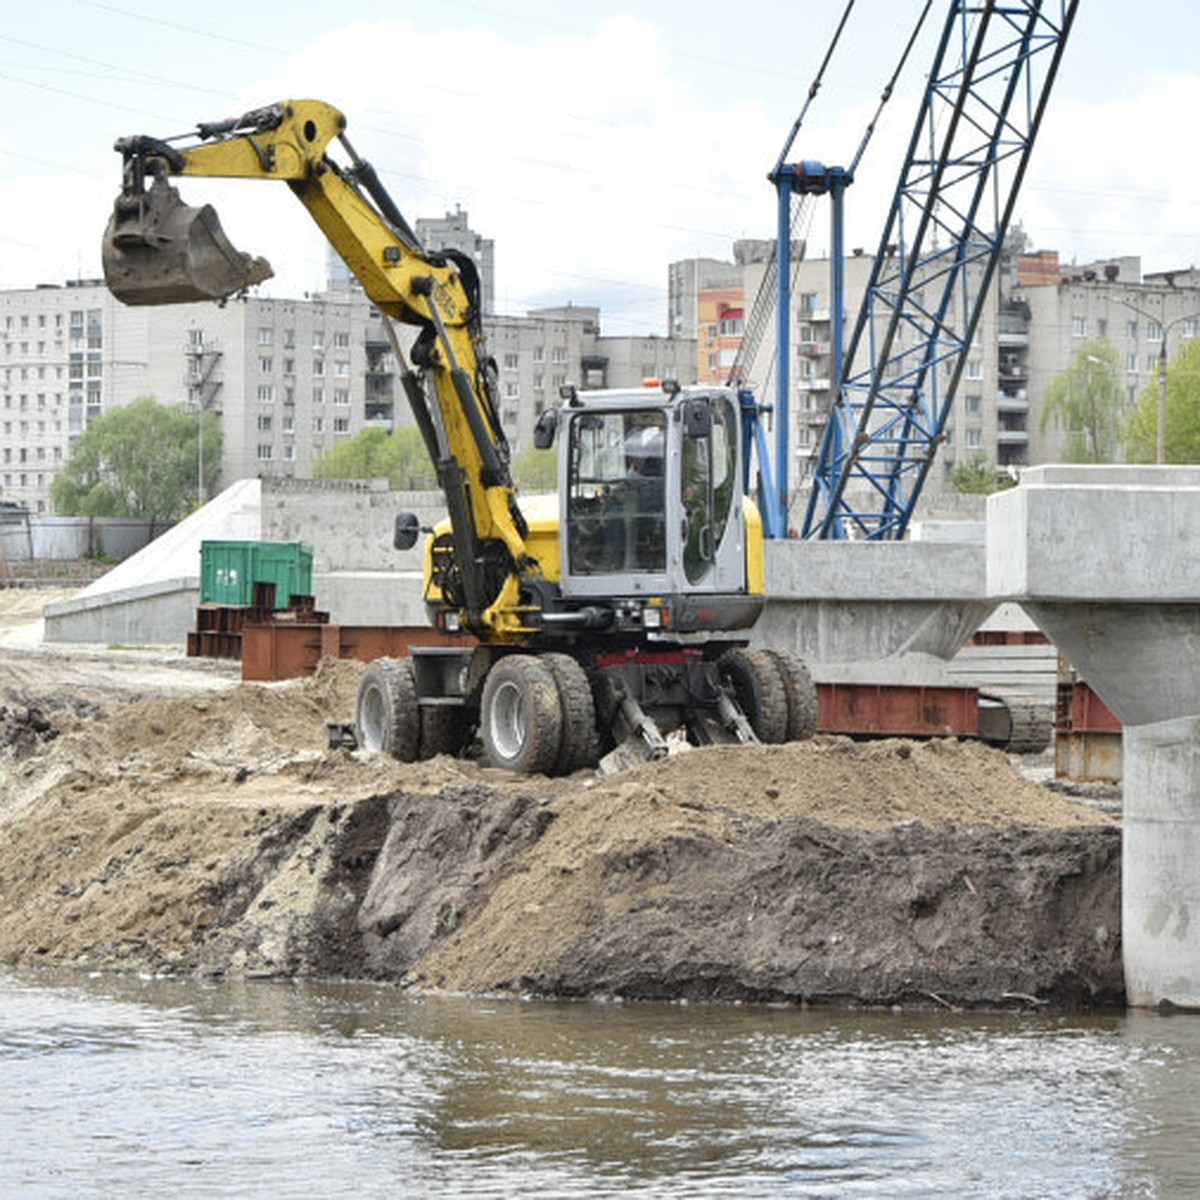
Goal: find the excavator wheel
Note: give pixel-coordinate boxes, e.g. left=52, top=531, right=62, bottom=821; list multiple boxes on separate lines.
left=480, top=654, right=563, bottom=774
left=766, top=649, right=819, bottom=741
left=717, top=648, right=789, bottom=744
left=356, top=657, right=420, bottom=761
left=542, top=652, right=600, bottom=774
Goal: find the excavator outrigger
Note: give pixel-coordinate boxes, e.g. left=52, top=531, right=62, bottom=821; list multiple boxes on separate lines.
left=103, top=99, right=817, bottom=773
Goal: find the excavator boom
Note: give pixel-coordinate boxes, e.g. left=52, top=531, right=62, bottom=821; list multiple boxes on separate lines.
left=101, top=99, right=537, bottom=639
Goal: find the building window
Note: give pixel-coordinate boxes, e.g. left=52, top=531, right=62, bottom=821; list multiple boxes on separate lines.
left=258, top=327, right=274, bottom=345
left=552, top=346, right=567, bottom=365
left=966, top=394, right=982, bottom=413
left=334, top=389, right=350, bottom=406
left=313, top=359, right=324, bottom=376
left=1186, top=319, right=1198, bottom=340
left=259, top=356, right=273, bottom=373
left=257, top=415, right=273, bottom=431
left=1127, top=353, right=1139, bottom=373
left=532, top=346, right=545, bottom=363
left=313, top=416, right=325, bottom=432
left=1125, top=320, right=1138, bottom=339
left=257, top=444, right=273, bottom=460
left=313, top=387, right=325, bottom=404
left=966, top=360, right=983, bottom=380
left=1147, top=321, right=1163, bottom=342
left=333, top=417, right=350, bottom=433
left=503, top=353, right=519, bottom=370
left=257, top=385, right=274, bottom=403
left=334, top=330, right=350, bottom=348
left=1071, top=316, right=1088, bottom=338
left=283, top=444, right=296, bottom=461
left=334, top=360, right=349, bottom=377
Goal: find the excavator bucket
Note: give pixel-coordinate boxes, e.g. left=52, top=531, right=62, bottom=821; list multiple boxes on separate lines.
left=102, top=174, right=273, bottom=306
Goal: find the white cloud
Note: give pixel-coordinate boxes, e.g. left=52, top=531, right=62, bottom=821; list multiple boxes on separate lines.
left=190, top=16, right=781, bottom=332
left=1005, top=72, right=1200, bottom=272
left=6, top=8, right=1200, bottom=335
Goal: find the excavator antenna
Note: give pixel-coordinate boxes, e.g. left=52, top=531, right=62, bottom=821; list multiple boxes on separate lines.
left=102, top=170, right=273, bottom=306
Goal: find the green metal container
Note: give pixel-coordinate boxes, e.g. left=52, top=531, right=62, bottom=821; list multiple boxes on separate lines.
left=200, top=540, right=314, bottom=608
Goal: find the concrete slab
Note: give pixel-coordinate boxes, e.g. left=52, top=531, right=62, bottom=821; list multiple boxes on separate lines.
left=758, top=538, right=993, bottom=663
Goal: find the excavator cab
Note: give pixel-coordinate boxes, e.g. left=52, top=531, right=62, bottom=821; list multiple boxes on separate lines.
left=102, top=151, right=272, bottom=306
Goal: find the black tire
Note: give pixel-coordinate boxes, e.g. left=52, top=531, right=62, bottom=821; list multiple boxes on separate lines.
left=542, top=652, right=599, bottom=774
left=717, top=647, right=789, bottom=744
left=767, top=649, right=819, bottom=741
left=480, top=654, right=563, bottom=773
left=420, top=705, right=473, bottom=759
left=356, top=657, right=420, bottom=761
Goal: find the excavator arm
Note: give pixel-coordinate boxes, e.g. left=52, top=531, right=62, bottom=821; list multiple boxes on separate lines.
left=103, top=99, right=535, bottom=637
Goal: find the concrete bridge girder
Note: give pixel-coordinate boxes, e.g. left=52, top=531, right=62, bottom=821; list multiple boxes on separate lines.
left=988, top=465, right=1200, bottom=1009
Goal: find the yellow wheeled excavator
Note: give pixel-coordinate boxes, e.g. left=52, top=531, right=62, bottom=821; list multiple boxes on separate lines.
left=102, top=99, right=817, bottom=773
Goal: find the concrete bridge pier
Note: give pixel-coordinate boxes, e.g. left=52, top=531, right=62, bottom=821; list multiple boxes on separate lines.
left=988, top=466, right=1200, bottom=1008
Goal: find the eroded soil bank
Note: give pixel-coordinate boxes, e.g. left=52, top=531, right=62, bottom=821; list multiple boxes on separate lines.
left=0, top=638, right=1122, bottom=1010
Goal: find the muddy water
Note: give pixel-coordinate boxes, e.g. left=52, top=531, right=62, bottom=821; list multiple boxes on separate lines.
left=2, top=969, right=1198, bottom=1198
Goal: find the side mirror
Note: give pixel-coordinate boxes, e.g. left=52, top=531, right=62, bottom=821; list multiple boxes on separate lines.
left=533, top=408, right=559, bottom=449
left=393, top=511, right=421, bottom=551
left=683, top=399, right=711, bottom=438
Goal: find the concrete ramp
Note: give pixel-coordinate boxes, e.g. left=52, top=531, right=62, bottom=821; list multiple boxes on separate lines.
left=43, top=479, right=262, bottom=644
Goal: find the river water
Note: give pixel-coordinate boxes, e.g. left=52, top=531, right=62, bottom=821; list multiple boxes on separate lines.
left=2, top=969, right=1198, bottom=1198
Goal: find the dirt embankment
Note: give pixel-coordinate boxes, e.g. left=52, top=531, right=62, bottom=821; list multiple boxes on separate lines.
left=0, top=617, right=1122, bottom=1010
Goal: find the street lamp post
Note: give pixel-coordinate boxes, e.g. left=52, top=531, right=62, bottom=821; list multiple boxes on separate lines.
left=1121, top=301, right=1200, bottom=463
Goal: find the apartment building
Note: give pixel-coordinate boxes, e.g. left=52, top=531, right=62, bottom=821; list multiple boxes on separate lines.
left=673, top=234, right=1200, bottom=512
left=1, top=212, right=696, bottom=513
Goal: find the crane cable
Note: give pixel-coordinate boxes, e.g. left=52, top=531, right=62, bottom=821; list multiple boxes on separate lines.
left=848, top=0, right=936, bottom=177
left=772, top=0, right=856, bottom=174
left=735, top=1, right=935, bottom=396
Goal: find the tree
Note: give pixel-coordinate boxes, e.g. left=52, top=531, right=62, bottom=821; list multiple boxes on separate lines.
left=313, top=425, right=438, bottom=489
left=50, top=396, right=219, bottom=521
left=1039, top=340, right=1121, bottom=462
left=951, top=453, right=1015, bottom=495
left=511, top=445, right=558, bottom=492
left=1122, top=336, right=1200, bottom=464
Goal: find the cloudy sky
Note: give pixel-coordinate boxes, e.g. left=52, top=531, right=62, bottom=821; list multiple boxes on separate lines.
left=2, top=1, right=1198, bottom=335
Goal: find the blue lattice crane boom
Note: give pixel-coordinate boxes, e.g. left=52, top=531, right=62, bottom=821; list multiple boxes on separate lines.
left=801, top=0, right=1078, bottom=540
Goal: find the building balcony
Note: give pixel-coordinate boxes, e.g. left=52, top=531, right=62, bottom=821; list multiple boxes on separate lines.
left=996, top=392, right=1029, bottom=414
left=797, top=341, right=830, bottom=358
left=996, top=429, right=1029, bottom=445
left=796, top=377, right=831, bottom=392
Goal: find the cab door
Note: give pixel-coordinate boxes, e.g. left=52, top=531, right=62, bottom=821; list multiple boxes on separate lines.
left=678, top=394, right=746, bottom=594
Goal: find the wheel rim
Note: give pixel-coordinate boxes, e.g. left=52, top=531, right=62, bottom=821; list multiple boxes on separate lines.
left=489, top=677, right=528, bottom=761
left=359, top=684, right=385, bottom=750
